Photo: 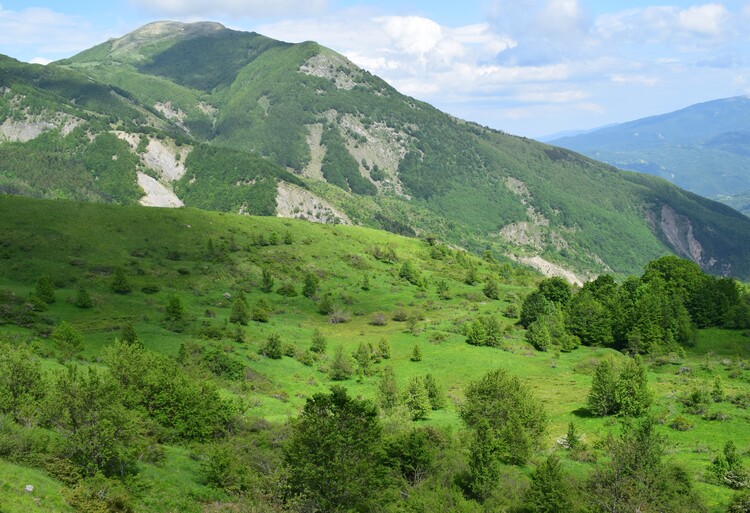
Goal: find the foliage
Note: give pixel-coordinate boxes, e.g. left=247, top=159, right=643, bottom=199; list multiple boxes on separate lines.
left=329, top=345, right=354, bottom=381
left=51, top=321, right=84, bottom=361
left=520, top=454, right=575, bottom=513
left=587, top=417, right=705, bottom=513
left=404, top=376, right=431, bottom=421
left=283, top=386, right=388, bottom=512
left=378, top=366, right=399, bottom=412
left=35, top=275, right=56, bottom=304
left=110, top=268, right=132, bottom=294
left=75, top=282, right=93, bottom=308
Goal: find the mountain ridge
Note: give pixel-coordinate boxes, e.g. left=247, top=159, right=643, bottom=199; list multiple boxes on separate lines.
left=3, top=21, right=750, bottom=279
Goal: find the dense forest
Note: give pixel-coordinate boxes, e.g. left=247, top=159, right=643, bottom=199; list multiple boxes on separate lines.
left=2, top=196, right=750, bottom=512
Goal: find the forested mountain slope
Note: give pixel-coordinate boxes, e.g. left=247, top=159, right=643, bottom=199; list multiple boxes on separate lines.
left=2, top=22, right=750, bottom=279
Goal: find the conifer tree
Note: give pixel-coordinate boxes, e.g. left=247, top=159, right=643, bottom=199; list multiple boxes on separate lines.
left=378, top=366, right=399, bottom=412
left=262, top=333, right=282, bottom=359
left=423, top=373, right=446, bottom=410
left=521, top=455, right=574, bottom=513
left=404, top=376, right=430, bottom=420
left=410, top=344, right=423, bottom=362
left=35, top=275, right=56, bottom=304
left=329, top=345, right=354, bottom=381
left=120, top=322, right=141, bottom=348
left=310, top=328, right=327, bottom=354
left=229, top=296, right=249, bottom=325
left=354, top=342, right=374, bottom=377
left=588, top=358, right=618, bottom=416
left=111, top=267, right=132, bottom=294
left=302, top=272, right=319, bottom=299
left=260, top=268, right=274, bottom=293
left=51, top=321, right=84, bottom=361
left=483, top=278, right=501, bottom=300
left=378, top=337, right=391, bottom=359
left=615, top=356, right=652, bottom=417
left=75, top=282, right=93, bottom=308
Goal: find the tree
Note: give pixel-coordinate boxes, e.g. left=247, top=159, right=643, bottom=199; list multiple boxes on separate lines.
left=423, top=373, right=446, bottom=410
left=310, top=328, right=327, bottom=354
left=302, top=272, right=319, bottom=299
left=711, top=441, right=749, bottom=489
left=260, top=268, right=275, bottom=293
left=51, top=321, right=84, bottom=361
left=120, top=322, right=141, bottom=348
left=378, top=337, right=391, bottom=359
left=284, top=386, right=389, bottom=512
left=229, top=296, right=249, bottom=325
left=329, top=345, right=354, bottom=381
left=261, top=333, right=282, bottom=359
left=520, top=291, right=552, bottom=328
left=614, top=356, right=652, bottom=417
left=526, top=320, right=552, bottom=351
left=251, top=298, right=272, bottom=322
left=0, top=343, right=46, bottom=423
left=378, top=366, right=399, bottom=412
left=565, top=290, right=613, bottom=347
left=461, top=369, right=548, bottom=472
left=35, top=275, right=56, bottom=304
left=465, top=264, right=479, bottom=285
left=411, top=344, right=423, bottom=362
left=318, top=292, right=335, bottom=315
left=44, top=365, right=142, bottom=477
left=75, top=282, right=93, bottom=308
left=588, top=417, right=705, bottom=513
left=538, top=277, right=572, bottom=306
left=588, top=358, right=618, bottom=416
left=111, top=267, right=132, bottom=294
left=354, top=342, right=374, bottom=377
left=404, top=376, right=431, bottom=421
left=520, top=454, right=574, bottom=513
left=483, top=278, right=501, bottom=300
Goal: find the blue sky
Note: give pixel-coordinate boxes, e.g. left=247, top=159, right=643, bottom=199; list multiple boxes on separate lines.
left=1, top=1, right=749, bottom=138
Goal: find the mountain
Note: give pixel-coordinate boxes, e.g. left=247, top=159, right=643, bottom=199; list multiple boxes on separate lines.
left=550, top=96, right=750, bottom=212
left=3, top=22, right=750, bottom=279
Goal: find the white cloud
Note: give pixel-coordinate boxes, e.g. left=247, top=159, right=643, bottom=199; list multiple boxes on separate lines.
left=677, top=3, right=729, bottom=37
left=609, top=74, right=659, bottom=86
left=129, top=0, right=327, bottom=18
left=0, top=7, right=104, bottom=60
left=29, top=57, right=52, bottom=65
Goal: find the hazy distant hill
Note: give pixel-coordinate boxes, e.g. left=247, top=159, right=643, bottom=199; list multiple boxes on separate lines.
left=550, top=96, right=750, bottom=212
left=3, top=21, right=750, bottom=278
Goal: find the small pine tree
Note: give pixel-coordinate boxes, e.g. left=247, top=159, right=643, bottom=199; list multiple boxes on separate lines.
left=252, top=298, right=272, bottom=323
left=318, top=293, right=335, bottom=315
left=283, top=231, right=293, bottom=245
left=262, top=333, right=283, bottom=359
left=260, top=268, right=275, bottom=293
left=233, top=325, right=245, bottom=344
left=483, top=278, right=501, bottom=300
left=423, top=373, right=446, bottom=410
left=111, top=267, right=132, bottom=294
left=329, top=345, right=354, bottom=381
left=120, top=322, right=141, bottom=348
left=588, top=358, right=618, bottom=416
left=35, top=275, right=56, bottom=304
left=75, top=283, right=93, bottom=308
left=229, top=296, right=249, bottom=325
left=403, top=376, right=431, bottom=421
left=310, top=329, right=327, bottom=354
left=615, top=356, right=652, bottom=417
left=51, top=321, right=84, bottom=361
left=465, top=264, right=478, bottom=285
left=378, top=366, right=400, bottom=412
left=354, top=342, right=374, bottom=377
left=410, top=344, right=423, bottom=362
left=360, top=274, right=370, bottom=291
left=436, top=279, right=451, bottom=300
left=565, top=421, right=582, bottom=451
left=712, top=376, right=726, bottom=403
left=302, top=272, right=319, bottom=299
left=521, top=454, right=574, bottom=513
left=165, top=295, right=184, bottom=322
left=378, top=337, right=391, bottom=359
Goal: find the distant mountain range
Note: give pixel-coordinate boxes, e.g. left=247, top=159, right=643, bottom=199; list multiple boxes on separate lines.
left=3, top=21, right=750, bottom=279
left=550, top=96, right=750, bottom=214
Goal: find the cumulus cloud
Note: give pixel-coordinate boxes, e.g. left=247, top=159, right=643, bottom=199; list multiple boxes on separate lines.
left=0, top=7, right=103, bottom=60
left=129, top=0, right=327, bottom=18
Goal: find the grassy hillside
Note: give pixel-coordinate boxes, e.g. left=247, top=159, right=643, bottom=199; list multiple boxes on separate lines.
left=2, top=195, right=750, bottom=511
left=40, top=21, right=750, bottom=280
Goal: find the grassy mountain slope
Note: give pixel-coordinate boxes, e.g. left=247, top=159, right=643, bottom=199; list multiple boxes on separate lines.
left=4, top=22, right=750, bottom=280
left=1, top=194, right=750, bottom=511
left=551, top=96, right=750, bottom=206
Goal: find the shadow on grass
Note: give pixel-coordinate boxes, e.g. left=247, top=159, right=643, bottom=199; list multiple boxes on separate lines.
left=572, top=407, right=597, bottom=418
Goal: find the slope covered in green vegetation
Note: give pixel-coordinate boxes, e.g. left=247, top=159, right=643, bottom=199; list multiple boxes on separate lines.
left=2, top=195, right=750, bottom=512
left=0, top=20, right=745, bottom=279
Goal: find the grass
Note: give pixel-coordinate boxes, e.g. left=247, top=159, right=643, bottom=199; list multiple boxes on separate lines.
left=1, top=195, right=750, bottom=511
